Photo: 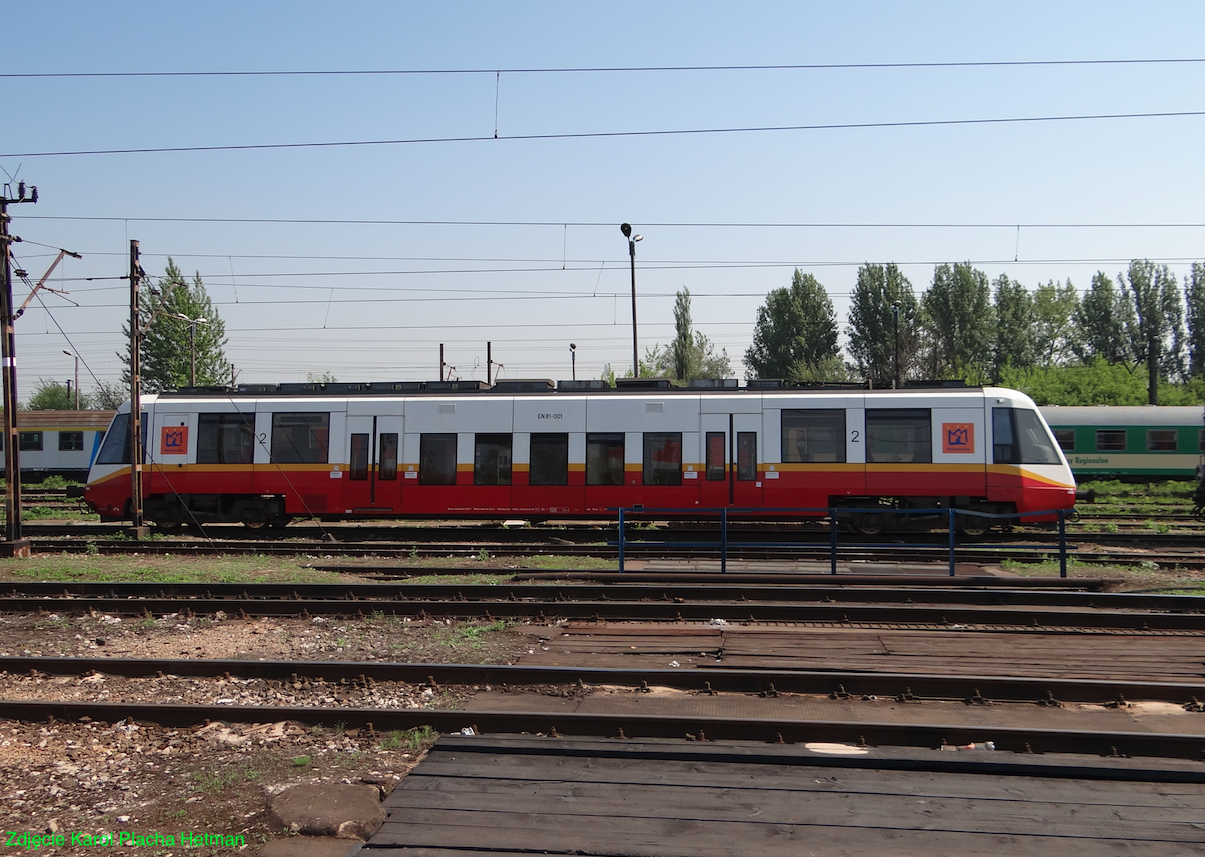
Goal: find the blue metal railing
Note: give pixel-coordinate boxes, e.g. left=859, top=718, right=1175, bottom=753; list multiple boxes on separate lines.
left=611, top=505, right=1070, bottom=577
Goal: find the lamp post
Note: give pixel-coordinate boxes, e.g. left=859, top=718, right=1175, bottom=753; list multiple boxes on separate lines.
left=570, top=343, right=576, bottom=381
left=891, top=301, right=901, bottom=389
left=620, top=224, right=643, bottom=377
left=62, top=350, right=79, bottom=409
left=172, top=314, right=207, bottom=386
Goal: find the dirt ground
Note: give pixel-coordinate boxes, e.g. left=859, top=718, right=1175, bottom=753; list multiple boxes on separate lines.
left=0, top=599, right=554, bottom=855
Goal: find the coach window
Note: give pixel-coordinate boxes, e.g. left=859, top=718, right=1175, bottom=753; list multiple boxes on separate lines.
left=737, top=432, right=757, bottom=480
left=994, top=408, right=1061, bottom=465
left=270, top=413, right=330, bottom=464
left=1095, top=430, right=1126, bottom=452
left=643, top=432, right=682, bottom=486
left=198, top=413, right=255, bottom=464
left=59, top=431, right=84, bottom=452
left=866, top=409, right=931, bottom=463
left=474, top=434, right=512, bottom=486
left=586, top=433, right=625, bottom=486
left=419, top=433, right=457, bottom=485
left=378, top=434, right=398, bottom=481
left=782, top=409, right=846, bottom=463
left=1147, top=429, right=1177, bottom=452
left=530, top=433, right=568, bottom=486
left=1052, top=429, right=1075, bottom=452
left=19, top=432, right=43, bottom=452
left=705, top=432, right=725, bottom=480
left=349, top=434, right=370, bottom=481
left=1199, top=429, right=1205, bottom=452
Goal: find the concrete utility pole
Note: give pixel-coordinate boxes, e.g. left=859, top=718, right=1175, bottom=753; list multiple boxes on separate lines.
left=128, top=240, right=146, bottom=535
left=0, top=181, right=36, bottom=556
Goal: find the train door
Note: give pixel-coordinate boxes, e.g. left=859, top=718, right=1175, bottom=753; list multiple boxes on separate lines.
left=343, top=415, right=403, bottom=513
left=698, top=413, right=763, bottom=510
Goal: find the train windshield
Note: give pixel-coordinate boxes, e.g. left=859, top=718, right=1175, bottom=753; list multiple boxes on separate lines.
left=94, top=414, right=147, bottom=465
left=992, top=408, right=1061, bottom=465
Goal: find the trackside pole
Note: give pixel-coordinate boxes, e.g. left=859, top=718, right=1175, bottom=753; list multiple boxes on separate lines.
left=1058, top=509, right=1067, bottom=578
left=720, top=507, right=727, bottom=574
left=948, top=508, right=956, bottom=577
left=617, top=508, right=625, bottom=573
left=829, top=508, right=837, bottom=575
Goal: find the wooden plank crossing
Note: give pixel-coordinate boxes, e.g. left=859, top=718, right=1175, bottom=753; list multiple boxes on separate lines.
left=524, top=623, right=1205, bottom=682
left=362, top=735, right=1205, bottom=856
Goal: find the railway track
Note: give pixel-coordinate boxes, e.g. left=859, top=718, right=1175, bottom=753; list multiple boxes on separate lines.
left=3, top=580, right=1203, bottom=630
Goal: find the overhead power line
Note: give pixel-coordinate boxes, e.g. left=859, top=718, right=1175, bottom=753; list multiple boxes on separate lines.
left=5, top=109, right=1204, bottom=158
left=4, top=57, right=1204, bottom=78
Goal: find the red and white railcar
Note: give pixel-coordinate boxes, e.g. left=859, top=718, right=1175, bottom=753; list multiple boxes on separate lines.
left=80, top=379, right=1076, bottom=532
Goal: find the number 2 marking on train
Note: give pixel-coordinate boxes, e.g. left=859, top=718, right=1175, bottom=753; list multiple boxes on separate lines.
left=851, top=430, right=860, bottom=442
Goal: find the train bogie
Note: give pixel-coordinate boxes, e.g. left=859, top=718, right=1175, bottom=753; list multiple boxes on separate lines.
left=81, top=383, right=1077, bottom=531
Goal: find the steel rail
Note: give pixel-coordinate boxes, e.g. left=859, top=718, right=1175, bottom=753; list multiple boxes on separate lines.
left=2, top=579, right=1201, bottom=613
left=21, top=536, right=1205, bottom=570
left=1, top=699, right=1201, bottom=763
left=4, top=593, right=1205, bottom=630
left=6, top=655, right=1203, bottom=706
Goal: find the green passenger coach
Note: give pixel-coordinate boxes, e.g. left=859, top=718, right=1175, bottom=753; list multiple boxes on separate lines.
left=1039, top=406, right=1205, bottom=480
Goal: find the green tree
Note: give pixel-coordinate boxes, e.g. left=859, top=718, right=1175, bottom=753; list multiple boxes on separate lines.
left=1000, top=358, right=1204, bottom=406
left=992, top=274, right=1035, bottom=378
left=24, top=379, right=88, bottom=410
left=1186, top=262, right=1205, bottom=378
left=121, top=260, right=229, bottom=393
left=655, top=288, right=731, bottom=382
left=744, top=270, right=839, bottom=379
left=1072, top=272, right=1132, bottom=364
left=845, top=263, right=920, bottom=387
left=1031, top=279, right=1079, bottom=366
left=91, top=380, right=127, bottom=410
left=921, top=262, right=994, bottom=378
left=1119, top=259, right=1185, bottom=403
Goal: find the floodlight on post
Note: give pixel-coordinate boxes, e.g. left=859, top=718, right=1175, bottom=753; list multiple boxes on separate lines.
left=63, top=350, right=79, bottom=409
left=620, top=224, right=643, bottom=377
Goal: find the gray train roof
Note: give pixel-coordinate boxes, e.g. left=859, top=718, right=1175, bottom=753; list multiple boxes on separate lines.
left=1039, top=405, right=1205, bottom=427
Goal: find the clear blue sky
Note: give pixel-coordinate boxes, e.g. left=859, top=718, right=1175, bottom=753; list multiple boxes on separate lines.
left=4, top=1, right=1205, bottom=399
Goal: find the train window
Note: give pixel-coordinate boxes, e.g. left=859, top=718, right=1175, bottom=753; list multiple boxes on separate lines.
left=419, top=434, right=457, bottom=485
left=866, top=409, right=931, bottom=463
left=58, top=431, right=84, bottom=452
left=1014, top=410, right=1062, bottom=464
left=349, top=434, right=370, bottom=481
left=737, top=432, right=757, bottom=480
left=379, top=434, right=398, bottom=481
left=19, top=432, right=43, bottom=451
left=1095, top=430, right=1126, bottom=452
left=705, top=432, right=725, bottom=480
left=586, top=433, right=625, bottom=486
left=1200, top=429, right=1205, bottom=453
left=1052, top=429, right=1075, bottom=452
left=94, top=416, right=146, bottom=465
left=781, top=410, right=846, bottom=463
left=1146, top=430, right=1177, bottom=452
left=197, top=413, right=255, bottom=464
left=530, top=433, right=568, bottom=486
left=643, top=432, right=682, bottom=486
left=270, top=413, right=330, bottom=464
left=994, top=408, right=1061, bottom=464
left=474, top=434, right=513, bottom=486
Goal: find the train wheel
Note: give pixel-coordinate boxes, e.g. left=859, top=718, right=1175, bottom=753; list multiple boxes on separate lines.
left=855, top=512, right=885, bottom=536
left=956, top=515, right=991, bottom=537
